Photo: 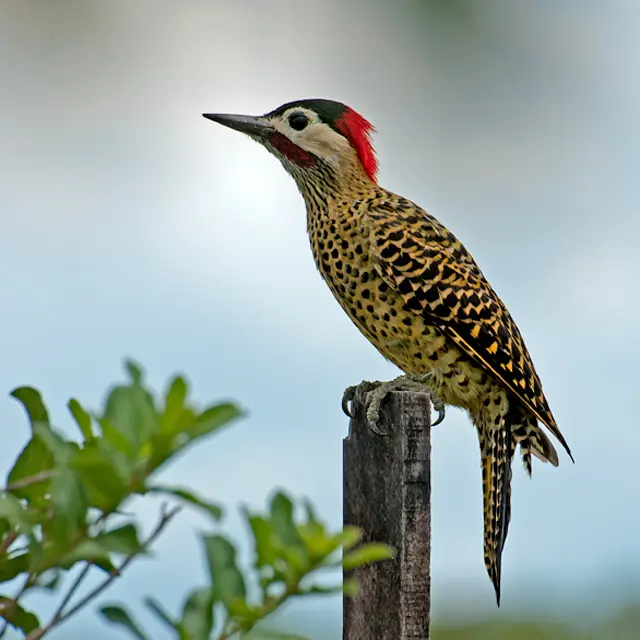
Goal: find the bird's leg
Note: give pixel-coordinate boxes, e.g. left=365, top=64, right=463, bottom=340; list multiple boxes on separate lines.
left=342, top=381, right=380, bottom=418
left=342, top=374, right=446, bottom=435
left=365, top=374, right=446, bottom=429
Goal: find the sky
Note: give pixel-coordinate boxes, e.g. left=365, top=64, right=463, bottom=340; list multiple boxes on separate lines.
left=1, top=0, right=639, bottom=637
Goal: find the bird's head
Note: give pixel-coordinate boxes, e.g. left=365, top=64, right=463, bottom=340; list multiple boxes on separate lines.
left=203, top=99, right=378, bottom=193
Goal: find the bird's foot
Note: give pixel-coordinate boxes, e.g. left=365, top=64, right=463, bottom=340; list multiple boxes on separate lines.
left=342, top=374, right=446, bottom=436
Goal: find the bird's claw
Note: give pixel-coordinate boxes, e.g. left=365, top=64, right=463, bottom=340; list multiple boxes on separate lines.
left=431, top=395, right=446, bottom=426
left=342, top=375, right=446, bottom=435
left=341, top=386, right=356, bottom=418
left=342, top=380, right=382, bottom=420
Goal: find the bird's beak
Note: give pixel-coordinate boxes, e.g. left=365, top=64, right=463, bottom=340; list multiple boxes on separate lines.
left=203, top=113, right=275, bottom=139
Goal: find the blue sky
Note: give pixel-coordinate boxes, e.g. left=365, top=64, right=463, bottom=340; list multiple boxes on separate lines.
left=1, top=1, right=639, bottom=637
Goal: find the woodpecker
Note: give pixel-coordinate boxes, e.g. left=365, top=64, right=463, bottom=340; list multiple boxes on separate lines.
left=203, top=99, right=572, bottom=605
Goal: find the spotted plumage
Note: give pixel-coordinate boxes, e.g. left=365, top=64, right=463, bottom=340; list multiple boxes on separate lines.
left=203, top=98, right=572, bottom=605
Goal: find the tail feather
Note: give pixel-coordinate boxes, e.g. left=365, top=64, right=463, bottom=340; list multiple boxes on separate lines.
left=480, top=425, right=514, bottom=606
left=501, top=427, right=516, bottom=553
left=510, top=408, right=559, bottom=476
left=478, top=401, right=559, bottom=605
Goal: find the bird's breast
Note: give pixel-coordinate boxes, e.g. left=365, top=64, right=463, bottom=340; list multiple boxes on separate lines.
left=305, top=210, right=496, bottom=409
left=307, top=212, right=442, bottom=368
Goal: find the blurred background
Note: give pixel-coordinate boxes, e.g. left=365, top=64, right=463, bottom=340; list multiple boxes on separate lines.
left=1, top=0, right=639, bottom=637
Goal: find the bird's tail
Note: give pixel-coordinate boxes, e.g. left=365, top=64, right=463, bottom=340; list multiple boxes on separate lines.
left=509, top=407, right=559, bottom=476
left=479, top=422, right=515, bottom=606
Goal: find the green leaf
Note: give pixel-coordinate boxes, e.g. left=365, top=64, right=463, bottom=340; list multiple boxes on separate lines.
left=60, top=539, right=112, bottom=569
left=301, top=524, right=361, bottom=563
left=97, top=418, right=136, bottom=456
left=97, top=524, right=145, bottom=556
left=297, top=521, right=331, bottom=560
left=165, top=376, right=187, bottom=408
left=148, top=402, right=241, bottom=474
left=144, top=596, right=177, bottom=631
left=0, top=499, right=38, bottom=567
left=186, top=403, right=242, bottom=442
left=71, top=444, right=129, bottom=512
left=103, top=383, right=159, bottom=457
left=160, top=376, right=189, bottom=433
left=177, top=587, right=214, bottom=640
left=202, top=534, right=246, bottom=609
left=270, top=493, right=296, bottom=540
left=0, top=553, right=30, bottom=584
left=0, top=494, right=33, bottom=534
left=331, top=526, right=362, bottom=551
left=144, top=433, right=176, bottom=474
left=147, top=485, right=223, bottom=521
left=0, top=597, right=39, bottom=634
left=63, top=523, right=144, bottom=567
left=298, top=584, right=342, bottom=596
left=96, top=360, right=161, bottom=458
left=68, top=398, right=93, bottom=441
left=269, top=493, right=306, bottom=567
left=10, top=386, right=50, bottom=429
left=342, top=543, right=395, bottom=570
left=244, top=511, right=278, bottom=570
left=124, top=359, right=144, bottom=385
left=91, top=556, right=117, bottom=574
left=32, top=423, right=75, bottom=463
left=100, top=605, right=149, bottom=640
left=6, top=436, right=53, bottom=503
left=50, top=466, right=86, bottom=542
left=302, top=498, right=318, bottom=525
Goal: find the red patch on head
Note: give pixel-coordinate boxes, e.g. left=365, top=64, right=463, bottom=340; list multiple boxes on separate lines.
left=334, top=108, right=378, bottom=182
left=268, top=132, right=317, bottom=168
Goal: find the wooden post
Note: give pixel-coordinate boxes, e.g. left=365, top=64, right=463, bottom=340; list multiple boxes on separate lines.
left=343, top=389, right=431, bottom=640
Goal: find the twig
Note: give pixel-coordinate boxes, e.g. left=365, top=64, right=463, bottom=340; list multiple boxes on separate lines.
left=24, top=504, right=181, bottom=640
left=52, top=564, right=92, bottom=619
left=4, top=471, right=53, bottom=493
left=48, top=509, right=112, bottom=622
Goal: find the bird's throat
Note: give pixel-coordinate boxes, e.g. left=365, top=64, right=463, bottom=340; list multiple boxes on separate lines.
left=268, top=132, right=317, bottom=168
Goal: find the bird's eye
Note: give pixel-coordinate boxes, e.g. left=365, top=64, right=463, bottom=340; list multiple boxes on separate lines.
left=288, top=112, right=309, bottom=131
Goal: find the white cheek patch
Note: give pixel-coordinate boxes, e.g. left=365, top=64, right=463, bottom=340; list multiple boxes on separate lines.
left=270, top=114, right=353, bottom=170
left=294, top=125, right=352, bottom=168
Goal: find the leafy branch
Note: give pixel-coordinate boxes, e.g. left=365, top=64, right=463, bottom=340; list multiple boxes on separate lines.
left=0, top=360, right=393, bottom=640
left=25, top=505, right=180, bottom=640
left=100, top=493, right=393, bottom=640
left=0, top=361, right=239, bottom=637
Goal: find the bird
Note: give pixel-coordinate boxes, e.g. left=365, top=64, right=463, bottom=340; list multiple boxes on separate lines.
left=203, top=98, right=573, bottom=605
